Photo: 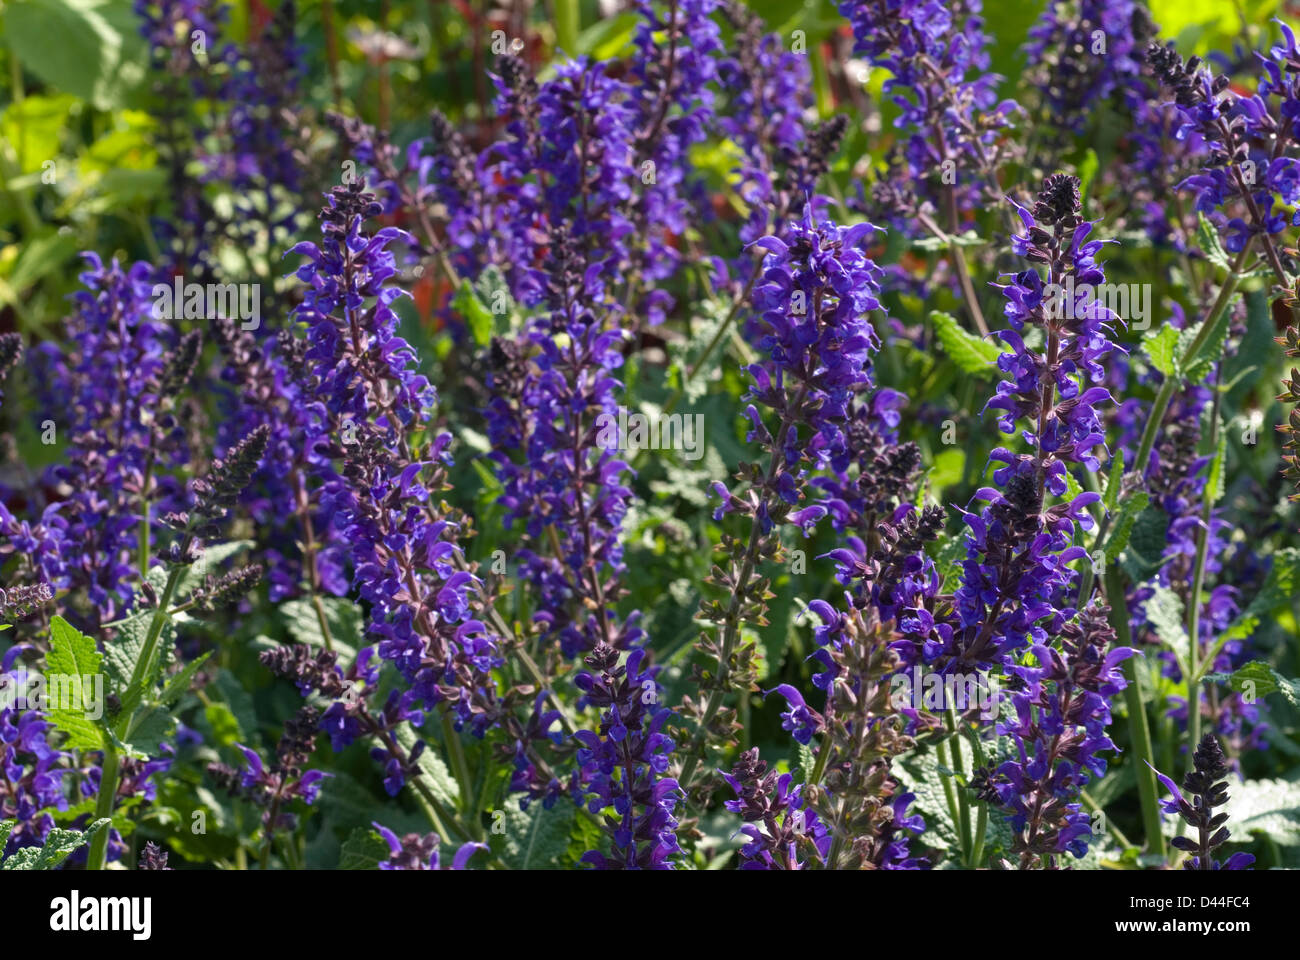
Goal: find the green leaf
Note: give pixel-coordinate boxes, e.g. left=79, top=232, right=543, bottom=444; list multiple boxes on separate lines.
left=1194, top=210, right=1232, bottom=272
left=339, top=828, right=391, bottom=870
left=5, top=1, right=147, bottom=111
left=452, top=279, right=495, bottom=348
left=1103, top=451, right=1124, bottom=516
left=494, top=798, right=575, bottom=870
left=1222, top=778, right=1300, bottom=846
left=159, top=650, right=212, bottom=707
left=392, top=724, right=459, bottom=808
left=175, top=539, right=254, bottom=598
left=931, top=310, right=1004, bottom=374
left=1078, top=148, right=1099, bottom=209
left=1, top=818, right=111, bottom=870
left=1203, top=661, right=1300, bottom=707
left=212, top=669, right=260, bottom=747
left=102, top=609, right=173, bottom=719
left=1146, top=585, right=1191, bottom=676
left=45, top=616, right=105, bottom=750
left=1201, top=548, right=1300, bottom=669
left=1141, top=326, right=1180, bottom=378
left=279, top=597, right=361, bottom=660
left=119, top=705, right=175, bottom=758
left=1103, top=490, right=1151, bottom=563
left=1119, top=505, right=1169, bottom=583
left=1179, top=299, right=1235, bottom=383
left=0, top=820, right=14, bottom=849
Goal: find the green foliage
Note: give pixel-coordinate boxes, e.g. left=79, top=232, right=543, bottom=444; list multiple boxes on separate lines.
left=930, top=310, right=1004, bottom=374
left=45, top=616, right=105, bottom=750
left=0, top=818, right=111, bottom=870
left=492, top=800, right=576, bottom=870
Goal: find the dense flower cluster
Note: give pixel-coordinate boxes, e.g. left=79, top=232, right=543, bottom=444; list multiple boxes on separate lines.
left=1, top=0, right=1292, bottom=880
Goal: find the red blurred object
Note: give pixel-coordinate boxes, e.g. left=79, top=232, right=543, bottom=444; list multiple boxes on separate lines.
left=249, top=0, right=273, bottom=38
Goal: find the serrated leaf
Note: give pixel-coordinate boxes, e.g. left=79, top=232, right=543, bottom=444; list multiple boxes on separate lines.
left=174, top=540, right=254, bottom=598
left=1146, top=585, right=1190, bottom=676
left=279, top=597, right=361, bottom=660
left=120, top=705, right=175, bottom=758
left=452, top=279, right=495, bottom=347
left=1103, top=451, right=1124, bottom=515
left=46, top=616, right=105, bottom=750
left=1222, top=779, right=1300, bottom=846
left=495, top=798, right=575, bottom=870
left=159, top=651, right=212, bottom=707
left=1179, top=303, right=1234, bottom=383
left=2, top=818, right=111, bottom=870
left=212, top=669, right=260, bottom=747
left=392, top=725, right=459, bottom=808
left=1141, top=326, right=1180, bottom=378
left=103, top=609, right=174, bottom=719
left=1196, top=211, right=1232, bottom=272
left=931, top=310, right=1004, bottom=374
left=1119, top=505, right=1169, bottom=583
left=1103, top=490, right=1151, bottom=562
left=0, top=820, right=14, bottom=849
left=1203, top=661, right=1300, bottom=707
left=1200, top=548, right=1300, bottom=670
left=339, top=828, right=390, bottom=870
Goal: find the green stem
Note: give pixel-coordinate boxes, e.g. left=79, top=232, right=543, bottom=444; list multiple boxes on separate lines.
left=1104, top=564, right=1165, bottom=861
left=87, top=548, right=189, bottom=870
left=554, top=0, right=579, bottom=55
left=934, top=738, right=967, bottom=863
left=442, top=712, right=480, bottom=837
left=946, top=710, right=972, bottom=862
left=1185, top=367, right=1224, bottom=771
left=85, top=745, right=119, bottom=871
left=1131, top=242, right=1250, bottom=482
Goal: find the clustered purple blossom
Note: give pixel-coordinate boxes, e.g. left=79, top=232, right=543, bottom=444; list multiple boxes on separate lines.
left=286, top=182, right=503, bottom=772
left=372, top=822, right=486, bottom=870
left=573, top=642, right=680, bottom=869
left=839, top=0, right=1019, bottom=228
left=1023, top=0, right=1154, bottom=132
left=973, top=601, right=1133, bottom=866
left=1150, top=733, right=1256, bottom=869
left=949, top=175, right=1115, bottom=672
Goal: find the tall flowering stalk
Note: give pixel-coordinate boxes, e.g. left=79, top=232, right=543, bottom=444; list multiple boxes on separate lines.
left=679, top=203, right=884, bottom=802
left=1023, top=1, right=1154, bottom=135
left=948, top=175, right=1112, bottom=670
left=1149, top=733, right=1255, bottom=869
left=973, top=601, right=1133, bottom=868
left=840, top=0, right=1019, bottom=340
left=286, top=181, right=503, bottom=766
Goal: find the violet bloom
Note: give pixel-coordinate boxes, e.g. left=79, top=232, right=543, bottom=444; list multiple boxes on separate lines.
left=372, top=822, right=486, bottom=870
left=950, top=174, right=1115, bottom=669
left=0, top=675, right=69, bottom=856
left=723, top=748, right=830, bottom=869
left=1148, top=34, right=1300, bottom=260
left=839, top=0, right=1020, bottom=228
left=573, top=642, right=681, bottom=869
left=1023, top=0, right=1155, bottom=133
left=1149, top=734, right=1255, bottom=870
left=207, top=706, right=330, bottom=833
left=14, top=254, right=192, bottom=623
left=973, top=602, right=1134, bottom=866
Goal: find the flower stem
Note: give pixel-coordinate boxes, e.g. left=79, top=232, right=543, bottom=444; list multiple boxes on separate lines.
left=1103, top=563, right=1165, bottom=860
